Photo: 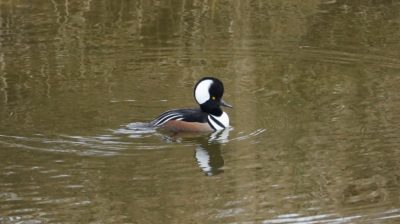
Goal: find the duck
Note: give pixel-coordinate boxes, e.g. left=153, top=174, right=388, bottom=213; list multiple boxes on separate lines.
left=150, top=77, right=232, bottom=132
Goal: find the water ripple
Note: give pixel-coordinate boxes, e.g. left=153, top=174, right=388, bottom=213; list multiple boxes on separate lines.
left=262, top=208, right=400, bottom=224
left=0, top=123, right=268, bottom=157
left=0, top=134, right=128, bottom=157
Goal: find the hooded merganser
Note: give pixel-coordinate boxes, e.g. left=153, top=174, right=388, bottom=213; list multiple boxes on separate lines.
left=150, top=77, right=232, bottom=132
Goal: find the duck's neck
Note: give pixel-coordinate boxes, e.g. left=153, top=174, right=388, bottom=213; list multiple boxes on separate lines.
left=200, top=104, right=223, bottom=116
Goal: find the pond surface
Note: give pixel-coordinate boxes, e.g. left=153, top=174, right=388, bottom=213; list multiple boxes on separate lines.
left=1, top=1, right=400, bottom=223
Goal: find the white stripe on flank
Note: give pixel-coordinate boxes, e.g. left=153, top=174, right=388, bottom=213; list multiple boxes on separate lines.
left=152, top=112, right=179, bottom=126
left=154, top=114, right=183, bottom=126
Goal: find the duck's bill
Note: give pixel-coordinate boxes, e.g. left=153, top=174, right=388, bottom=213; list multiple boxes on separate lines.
left=220, top=99, right=233, bottom=108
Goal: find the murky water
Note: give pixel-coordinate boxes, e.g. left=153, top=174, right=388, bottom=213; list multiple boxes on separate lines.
left=1, top=0, right=400, bottom=223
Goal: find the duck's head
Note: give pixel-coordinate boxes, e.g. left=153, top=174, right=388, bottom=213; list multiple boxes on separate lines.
left=194, top=77, right=232, bottom=116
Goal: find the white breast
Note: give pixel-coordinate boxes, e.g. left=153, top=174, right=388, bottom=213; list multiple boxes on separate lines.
left=208, top=112, right=230, bottom=130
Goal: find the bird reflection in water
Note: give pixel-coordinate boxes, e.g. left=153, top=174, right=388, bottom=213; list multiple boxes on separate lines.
left=116, top=122, right=231, bottom=176
left=164, top=128, right=230, bottom=176
left=195, top=144, right=224, bottom=176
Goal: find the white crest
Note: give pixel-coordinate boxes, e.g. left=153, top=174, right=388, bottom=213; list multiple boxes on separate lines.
left=195, top=79, right=213, bottom=105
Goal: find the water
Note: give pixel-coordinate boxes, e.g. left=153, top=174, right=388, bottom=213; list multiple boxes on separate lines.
left=1, top=0, right=400, bottom=223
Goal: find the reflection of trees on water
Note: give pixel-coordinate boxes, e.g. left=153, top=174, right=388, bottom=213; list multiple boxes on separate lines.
left=1, top=0, right=398, bottom=104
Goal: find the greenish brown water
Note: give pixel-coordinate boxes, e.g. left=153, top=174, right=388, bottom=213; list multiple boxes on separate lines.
left=1, top=0, right=400, bottom=223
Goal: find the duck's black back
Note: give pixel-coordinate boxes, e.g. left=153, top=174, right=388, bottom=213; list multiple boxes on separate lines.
left=150, top=108, right=208, bottom=126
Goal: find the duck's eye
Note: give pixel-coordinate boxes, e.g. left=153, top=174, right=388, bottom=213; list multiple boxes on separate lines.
left=212, top=96, right=216, bottom=100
